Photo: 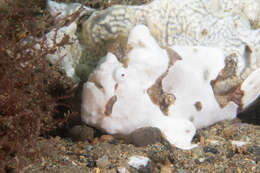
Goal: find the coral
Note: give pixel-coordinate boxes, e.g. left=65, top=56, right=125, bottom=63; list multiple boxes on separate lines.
left=45, top=0, right=152, bottom=81
left=82, top=0, right=260, bottom=77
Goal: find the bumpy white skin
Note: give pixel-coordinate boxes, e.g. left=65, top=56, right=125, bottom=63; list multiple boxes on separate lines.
left=82, top=25, right=197, bottom=149
left=82, top=24, right=260, bottom=149
left=162, top=46, right=238, bottom=129
left=241, top=68, right=260, bottom=108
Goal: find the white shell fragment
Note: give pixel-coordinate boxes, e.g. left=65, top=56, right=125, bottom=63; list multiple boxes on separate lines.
left=231, top=140, right=250, bottom=147
left=128, top=156, right=150, bottom=170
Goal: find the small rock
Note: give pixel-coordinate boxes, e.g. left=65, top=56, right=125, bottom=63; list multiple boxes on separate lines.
left=226, top=149, right=235, bottom=158
left=203, top=146, right=218, bottom=154
left=177, top=169, right=187, bottom=173
left=160, top=165, right=173, bottom=173
left=194, top=159, right=200, bottom=164
left=4, top=167, right=17, bottom=173
left=247, top=145, right=260, bottom=155
left=194, top=157, right=206, bottom=164
left=191, top=147, right=204, bottom=159
left=117, top=167, right=130, bottom=173
left=223, top=128, right=236, bottom=138
left=205, top=156, right=215, bottom=163
left=85, top=145, right=93, bottom=151
left=198, top=157, right=205, bottom=163
left=92, top=137, right=99, bottom=145
left=128, top=127, right=162, bottom=147
left=87, top=158, right=96, bottom=168
left=231, top=140, right=249, bottom=147
left=68, top=125, right=94, bottom=142
left=247, top=145, right=260, bottom=161
left=55, top=136, right=61, bottom=141
left=128, top=155, right=153, bottom=173
left=255, top=157, right=260, bottom=163
left=96, top=155, right=111, bottom=169
left=100, top=135, right=115, bottom=143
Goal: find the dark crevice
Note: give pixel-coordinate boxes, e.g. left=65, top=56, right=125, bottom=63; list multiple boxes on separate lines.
left=238, top=98, right=260, bottom=125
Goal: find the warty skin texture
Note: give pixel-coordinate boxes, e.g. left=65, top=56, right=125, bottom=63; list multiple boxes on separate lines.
left=45, top=0, right=260, bottom=149
left=81, top=24, right=260, bottom=149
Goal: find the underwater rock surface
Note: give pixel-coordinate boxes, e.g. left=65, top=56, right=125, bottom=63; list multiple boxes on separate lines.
left=46, top=0, right=260, bottom=81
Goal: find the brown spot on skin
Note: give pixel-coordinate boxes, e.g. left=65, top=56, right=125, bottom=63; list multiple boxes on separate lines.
left=211, top=54, right=241, bottom=96
left=245, top=45, right=252, bottom=55
left=201, top=29, right=208, bottom=36
left=126, top=43, right=134, bottom=54
left=114, top=83, right=118, bottom=90
left=200, top=136, right=205, bottom=146
left=185, top=129, right=191, bottom=133
left=212, top=79, right=244, bottom=111
left=194, top=101, right=202, bottom=111
left=127, top=127, right=162, bottom=147
left=57, top=34, right=70, bottom=47
left=189, top=116, right=194, bottom=122
left=211, top=53, right=244, bottom=110
left=147, top=48, right=181, bottom=115
left=88, top=73, right=105, bottom=93
left=120, top=42, right=135, bottom=68
left=147, top=82, right=162, bottom=106
left=99, top=135, right=115, bottom=143
left=122, top=57, right=129, bottom=68
left=226, top=86, right=244, bottom=112
left=147, top=75, right=176, bottom=116
left=93, top=81, right=104, bottom=91
left=234, top=22, right=238, bottom=28
left=203, top=70, right=209, bottom=81
left=240, top=45, right=253, bottom=79
left=193, top=48, right=198, bottom=52
left=159, top=93, right=176, bottom=115
left=138, top=40, right=145, bottom=48
left=165, top=47, right=182, bottom=67
left=106, top=35, right=128, bottom=61
left=104, top=95, right=117, bottom=116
